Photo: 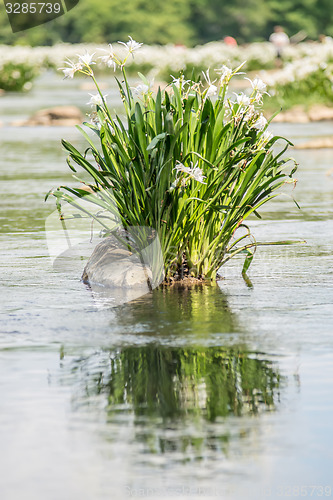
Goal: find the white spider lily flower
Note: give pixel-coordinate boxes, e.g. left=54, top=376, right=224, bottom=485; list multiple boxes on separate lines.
left=244, top=105, right=256, bottom=122
left=131, top=82, right=154, bottom=100
left=99, top=44, right=117, bottom=71
left=87, top=93, right=107, bottom=107
left=132, top=83, right=149, bottom=95
left=119, top=36, right=143, bottom=55
left=174, top=161, right=206, bottom=184
left=171, top=75, right=190, bottom=90
left=175, top=161, right=191, bottom=175
left=62, top=66, right=77, bottom=79
left=191, top=167, right=206, bottom=183
left=78, top=51, right=96, bottom=67
left=235, top=92, right=251, bottom=106
left=245, top=77, right=268, bottom=94
left=262, top=130, right=273, bottom=143
left=202, top=69, right=217, bottom=96
left=215, top=64, right=233, bottom=85
left=207, top=84, right=218, bottom=96
left=252, top=114, right=268, bottom=131
left=60, top=59, right=82, bottom=79
left=89, top=111, right=102, bottom=129
left=257, top=129, right=273, bottom=148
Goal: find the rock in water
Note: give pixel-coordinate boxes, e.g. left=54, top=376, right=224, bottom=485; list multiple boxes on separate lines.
left=82, top=237, right=152, bottom=289
left=13, top=106, right=83, bottom=126
left=308, top=105, right=333, bottom=122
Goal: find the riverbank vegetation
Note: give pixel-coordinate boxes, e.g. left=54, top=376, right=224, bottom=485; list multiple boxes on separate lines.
left=0, top=60, right=38, bottom=91
left=1, top=0, right=332, bottom=46
left=1, top=40, right=333, bottom=111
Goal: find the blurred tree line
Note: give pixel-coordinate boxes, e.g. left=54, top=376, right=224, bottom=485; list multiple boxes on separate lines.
left=0, top=0, right=332, bottom=46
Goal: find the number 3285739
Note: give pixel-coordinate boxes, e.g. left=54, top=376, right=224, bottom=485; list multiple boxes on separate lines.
left=5, top=3, right=62, bottom=14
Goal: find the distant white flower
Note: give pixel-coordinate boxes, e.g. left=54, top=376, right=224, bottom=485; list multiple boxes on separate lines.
left=78, top=51, right=96, bottom=67
left=215, top=65, right=233, bottom=85
left=131, top=82, right=153, bottom=100
left=132, top=83, right=149, bottom=95
left=223, top=99, right=233, bottom=112
left=87, top=93, right=107, bottom=107
left=252, top=114, right=267, bottom=131
left=119, top=36, right=143, bottom=55
left=235, top=92, right=251, bottom=106
left=99, top=44, right=117, bottom=71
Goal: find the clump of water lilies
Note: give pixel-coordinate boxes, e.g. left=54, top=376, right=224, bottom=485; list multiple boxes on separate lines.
left=49, top=37, right=299, bottom=283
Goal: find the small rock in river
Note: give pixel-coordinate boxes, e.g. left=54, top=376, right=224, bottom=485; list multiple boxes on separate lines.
left=308, top=105, right=333, bottom=122
left=12, top=106, right=83, bottom=126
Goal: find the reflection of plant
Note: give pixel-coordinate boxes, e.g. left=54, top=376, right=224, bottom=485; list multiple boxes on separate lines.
left=65, top=343, right=283, bottom=458
left=102, top=346, right=281, bottom=420
left=49, top=38, right=298, bottom=281
left=0, top=61, right=39, bottom=91
left=113, top=283, right=238, bottom=336
left=61, top=285, right=285, bottom=456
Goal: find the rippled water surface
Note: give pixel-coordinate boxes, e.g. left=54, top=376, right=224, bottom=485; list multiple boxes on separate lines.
left=1, top=75, right=333, bottom=499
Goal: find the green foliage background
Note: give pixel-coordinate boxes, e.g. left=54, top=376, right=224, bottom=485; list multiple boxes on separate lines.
left=0, top=0, right=332, bottom=46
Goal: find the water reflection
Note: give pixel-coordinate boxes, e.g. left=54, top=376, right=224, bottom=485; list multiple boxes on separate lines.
left=64, top=342, right=283, bottom=458
left=94, top=283, right=239, bottom=338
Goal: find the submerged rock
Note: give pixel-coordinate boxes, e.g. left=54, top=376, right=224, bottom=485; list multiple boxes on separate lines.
left=12, top=106, right=83, bottom=126
left=82, top=237, right=152, bottom=289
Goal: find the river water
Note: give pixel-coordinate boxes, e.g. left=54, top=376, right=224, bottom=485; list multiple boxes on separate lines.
left=1, top=73, right=333, bottom=500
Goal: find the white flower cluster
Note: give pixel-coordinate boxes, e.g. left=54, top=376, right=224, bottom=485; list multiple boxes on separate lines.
left=258, top=40, right=333, bottom=91
left=59, top=37, right=143, bottom=79
left=129, top=41, right=277, bottom=79
left=1, top=39, right=332, bottom=86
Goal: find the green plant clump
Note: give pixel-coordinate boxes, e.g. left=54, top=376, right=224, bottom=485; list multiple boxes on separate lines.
left=0, top=61, right=39, bottom=91
left=49, top=38, right=299, bottom=283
